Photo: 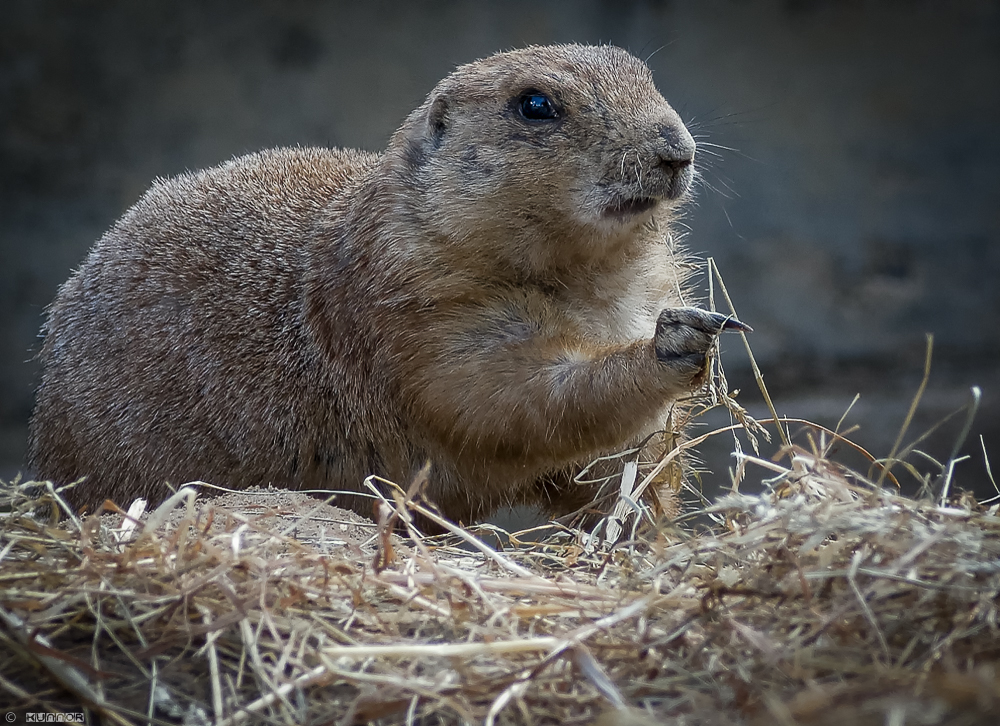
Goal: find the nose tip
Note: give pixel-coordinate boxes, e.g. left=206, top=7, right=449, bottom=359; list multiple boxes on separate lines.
left=659, top=155, right=692, bottom=175
left=654, top=122, right=696, bottom=199
left=657, top=123, right=696, bottom=166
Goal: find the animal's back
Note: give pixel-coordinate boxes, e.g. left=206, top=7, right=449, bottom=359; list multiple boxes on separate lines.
left=28, top=146, right=378, bottom=507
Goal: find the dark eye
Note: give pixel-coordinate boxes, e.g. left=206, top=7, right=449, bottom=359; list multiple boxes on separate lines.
left=518, top=93, right=560, bottom=121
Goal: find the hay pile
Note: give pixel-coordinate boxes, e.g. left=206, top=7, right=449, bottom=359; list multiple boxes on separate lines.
left=2, top=427, right=999, bottom=725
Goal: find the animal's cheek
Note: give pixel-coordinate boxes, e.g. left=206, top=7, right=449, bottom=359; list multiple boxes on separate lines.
left=457, top=145, right=490, bottom=180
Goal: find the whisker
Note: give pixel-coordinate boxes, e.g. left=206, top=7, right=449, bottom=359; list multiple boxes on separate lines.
left=697, top=142, right=741, bottom=152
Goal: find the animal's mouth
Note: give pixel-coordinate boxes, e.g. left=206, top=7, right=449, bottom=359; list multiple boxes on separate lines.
left=602, top=196, right=659, bottom=221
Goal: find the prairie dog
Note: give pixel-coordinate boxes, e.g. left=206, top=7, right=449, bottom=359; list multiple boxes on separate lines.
left=28, top=44, right=745, bottom=523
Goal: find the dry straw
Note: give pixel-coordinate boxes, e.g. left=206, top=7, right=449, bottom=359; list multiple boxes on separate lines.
left=2, top=284, right=998, bottom=725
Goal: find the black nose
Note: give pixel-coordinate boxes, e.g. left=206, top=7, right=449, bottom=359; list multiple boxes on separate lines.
left=653, top=124, right=696, bottom=200
left=655, top=122, right=696, bottom=198
left=657, top=123, right=696, bottom=168
left=658, top=155, right=693, bottom=175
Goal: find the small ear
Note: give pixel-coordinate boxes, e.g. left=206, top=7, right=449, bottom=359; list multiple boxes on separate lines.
left=427, top=95, right=448, bottom=147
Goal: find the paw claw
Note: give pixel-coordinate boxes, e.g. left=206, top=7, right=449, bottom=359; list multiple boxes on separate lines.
left=714, top=314, right=752, bottom=334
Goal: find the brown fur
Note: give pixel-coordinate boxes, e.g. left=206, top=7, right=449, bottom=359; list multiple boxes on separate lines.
left=28, top=44, right=731, bottom=524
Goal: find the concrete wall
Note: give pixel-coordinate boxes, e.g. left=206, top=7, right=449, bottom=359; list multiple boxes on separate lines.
left=2, top=0, right=998, bottom=496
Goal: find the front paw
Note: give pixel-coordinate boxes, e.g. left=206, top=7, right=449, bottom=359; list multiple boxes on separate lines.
left=654, top=307, right=750, bottom=381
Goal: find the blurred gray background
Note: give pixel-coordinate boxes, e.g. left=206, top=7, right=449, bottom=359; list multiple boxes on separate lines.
left=2, top=0, right=998, bottom=500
